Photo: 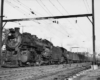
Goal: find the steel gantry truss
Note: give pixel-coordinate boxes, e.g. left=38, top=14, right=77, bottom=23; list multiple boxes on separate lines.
left=0, top=0, right=95, bottom=67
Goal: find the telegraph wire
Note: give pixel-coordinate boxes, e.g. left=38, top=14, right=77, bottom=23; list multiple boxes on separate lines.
left=14, top=0, right=53, bottom=25
left=11, top=1, right=33, bottom=17
left=5, top=0, right=89, bottom=46
left=5, top=1, right=67, bottom=45
left=15, top=0, right=71, bottom=37
left=16, top=0, right=44, bottom=16
left=85, top=0, right=91, bottom=12
left=6, top=0, right=29, bottom=17
left=56, top=0, right=88, bottom=38
left=49, top=0, right=86, bottom=38
left=16, top=0, right=70, bottom=37
left=56, top=0, right=69, bottom=14
left=81, top=0, right=92, bottom=38
left=49, top=0, right=63, bottom=15
left=40, top=0, right=53, bottom=16
left=56, top=0, right=78, bottom=35
left=35, top=0, right=70, bottom=37
left=42, top=0, right=71, bottom=36
left=56, top=0, right=76, bottom=35
left=83, top=0, right=90, bottom=13
left=8, top=0, right=45, bottom=25
left=6, top=0, right=68, bottom=39
left=36, top=0, right=52, bottom=16
left=6, top=0, right=81, bottom=39
left=8, top=0, right=83, bottom=38
left=6, top=1, right=38, bottom=33
left=6, top=1, right=42, bottom=27
left=49, top=0, right=78, bottom=32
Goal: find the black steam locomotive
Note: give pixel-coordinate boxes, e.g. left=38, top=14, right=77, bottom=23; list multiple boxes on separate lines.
left=2, top=27, right=91, bottom=67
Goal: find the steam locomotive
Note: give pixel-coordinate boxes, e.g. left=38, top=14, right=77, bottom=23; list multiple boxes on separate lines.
left=2, top=27, right=91, bottom=67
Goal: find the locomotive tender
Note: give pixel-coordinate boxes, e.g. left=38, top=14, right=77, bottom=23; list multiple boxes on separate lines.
left=2, top=27, right=91, bottom=67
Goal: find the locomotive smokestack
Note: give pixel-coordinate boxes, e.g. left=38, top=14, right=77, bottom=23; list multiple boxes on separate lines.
left=15, top=27, right=20, bottom=33
left=9, top=28, right=15, bottom=33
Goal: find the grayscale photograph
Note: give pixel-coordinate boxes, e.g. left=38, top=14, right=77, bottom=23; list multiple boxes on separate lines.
left=0, top=0, right=100, bottom=80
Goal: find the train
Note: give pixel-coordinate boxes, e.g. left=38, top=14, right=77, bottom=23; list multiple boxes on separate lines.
left=1, top=27, right=92, bottom=67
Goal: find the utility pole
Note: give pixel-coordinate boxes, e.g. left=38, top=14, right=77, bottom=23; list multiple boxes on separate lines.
left=0, top=0, right=4, bottom=67
left=92, top=0, right=96, bottom=65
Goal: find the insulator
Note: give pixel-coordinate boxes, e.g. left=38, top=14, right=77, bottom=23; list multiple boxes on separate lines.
left=31, top=11, right=35, bottom=14
left=76, top=20, right=77, bottom=23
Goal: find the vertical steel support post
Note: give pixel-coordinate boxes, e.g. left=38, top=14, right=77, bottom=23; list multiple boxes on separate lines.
left=0, top=0, right=4, bottom=67
left=92, top=0, right=96, bottom=65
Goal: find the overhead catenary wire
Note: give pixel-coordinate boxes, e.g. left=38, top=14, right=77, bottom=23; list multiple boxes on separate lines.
left=6, top=0, right=25, bottom=16
left=49, top=0, right=87, bottom=39
left=57, top=0, right=89, bottom=39
left=16, top=0, right=43, bottom=16
left=5, top=0, right=88, bottom=42
left=15, top=0, right=36, bottom=15
left=51, top=0, right=80, bottom=33
left=85, top=0, right=91, bottom=12
left=56, top=0, right=70, bottom=14
left=5, top=1, right=45, bottom=30
left=15, top=0, right=50, bottom=17
left=47, top=0, right=70, bottom=35
left=36, top=0, right=52, bottom=16
left=40, top=0, right=53, bottom=16
left=6, top=0, right=69, bottom=39
left=83, top=0, right=91, bottom=13
left=38, top=0, right=70, bottom=36
left=6, top=0, right=35, bottom=18
left=35, top=0, right=69, bottom=36
left=7, top=0, right=41, bottom=25
left=3, top=0, right=92, bottom=48
left=6, top=1, right=40, bottom=32
left=35, top=0, right=69, bottom=37
left=56, top=0, right=78, bottom=30
left=49, top=0, right=63, bottom=15
left=7, top=0, right=44, bottom=25
left=56, top=0, right=78, bottom=36
left=35, top=0, right=68, bottom=36
left=19, top=0, right=70, bottom=37
left=15, top=0, right=71, bottom=37
left=35, top=0, right=70, bottom=37
left=6, top=1, right=45, bottom=30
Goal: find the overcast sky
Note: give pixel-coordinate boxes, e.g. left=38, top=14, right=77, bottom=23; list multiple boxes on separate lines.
left=2, top=0, right=100, bottom=54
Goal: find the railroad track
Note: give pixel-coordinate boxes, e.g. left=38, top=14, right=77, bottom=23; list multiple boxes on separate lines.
left=34, top=63, right=91, bottom=80
left=0, top=62, right=91, bottom=80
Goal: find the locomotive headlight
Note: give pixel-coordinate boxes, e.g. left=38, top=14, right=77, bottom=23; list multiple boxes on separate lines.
left=8, top=33, right=11, bottom=36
